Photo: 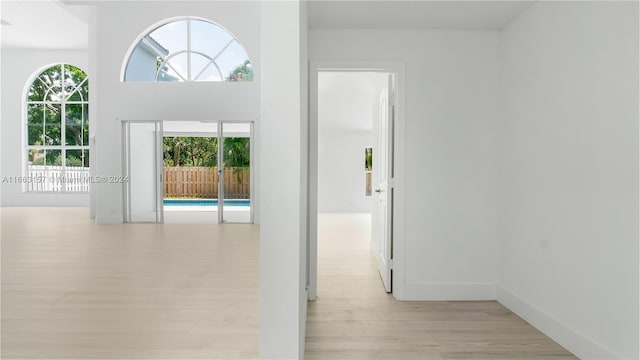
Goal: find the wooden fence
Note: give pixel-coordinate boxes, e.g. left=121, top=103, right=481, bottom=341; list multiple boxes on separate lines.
left=164, top=167, right=250, bottom=199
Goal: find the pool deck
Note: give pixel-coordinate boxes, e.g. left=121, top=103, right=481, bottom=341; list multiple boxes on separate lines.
left=164, top=205, right=250, bottom=212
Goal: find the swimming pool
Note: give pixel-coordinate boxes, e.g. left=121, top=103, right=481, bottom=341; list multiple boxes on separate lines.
left=164, top=199, right=250, bottom=207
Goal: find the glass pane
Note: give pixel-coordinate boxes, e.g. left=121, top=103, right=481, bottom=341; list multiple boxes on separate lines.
left=45, top=149, right=62, bottom=167
left=195, top=62, right=221, bottom=82
left=66, top=150, right=83, bottom=168
left=191, top=20, right=233, bottom=59
left=67, top=78, right=88, bottom=102
left=28, top=126, right=44, bottom=146
left=221, top=123, right=251, bottom=223
left=165, top=53, right=188, bottom=81
left=125, top=43, right=161, bottom=81
left=80, top=78, right=89, bottom=101
left=65, top=150, right=89, bottom=192
left=44, top=104, right=61, bottom=146
left=157, top=61, right=183, bottom=82
left=83, top=104, right=89, bottom=146
left=27, top=77, right=47, bottom=101
left=83, top=149, right=90, bottom=168
left=27, top=150, right=46, bottom=191
left=27, top=103, right=44, bottom=147
left=27, top=104, right=44, bottom=128
left=148, top=20, right=188, bottom=54
left=191, top=53, right=213, bottom=81
left=65, top=104, right=83, bottom=146
left=28, top=149, right=45, bottom=166
left=43, top=68, right=64, bottom=102
left=63, top=64, right=87, bottom=101
left=35, top=65, right=64, bottom=101
left=216, top=41, right=252, bottom=81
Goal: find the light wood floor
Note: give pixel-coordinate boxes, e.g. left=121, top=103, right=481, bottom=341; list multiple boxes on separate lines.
left=305, top=213, right=577, bottom=360
left=1, top=209, right=578, bottom=360
left=1, top=207, right=259, bottom=359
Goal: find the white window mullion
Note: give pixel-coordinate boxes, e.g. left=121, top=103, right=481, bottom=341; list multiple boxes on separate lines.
left=60, top=65, right=67, bottom=193
left=187, top=18, right=192, bottom=81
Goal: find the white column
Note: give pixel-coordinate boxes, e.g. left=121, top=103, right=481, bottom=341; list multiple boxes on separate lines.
left=260, top=1, right=307, bottom=358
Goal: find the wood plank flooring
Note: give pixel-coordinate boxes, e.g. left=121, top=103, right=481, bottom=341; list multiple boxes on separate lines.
left=305, top=213, right=578, bottom=360
left=1, top=208, right=578, bottom=359
left=1, top=207, right=259, bottom=359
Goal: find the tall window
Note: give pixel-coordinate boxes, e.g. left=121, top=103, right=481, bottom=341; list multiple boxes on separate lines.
left=25, top=64, right=89, bottom=192
left=123, top=17, right=253, bottom=82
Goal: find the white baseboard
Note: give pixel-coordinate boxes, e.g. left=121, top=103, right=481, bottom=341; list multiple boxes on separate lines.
left=401, top=282, right=496, bottom=300
left=497, top=286, right=620, bottom=360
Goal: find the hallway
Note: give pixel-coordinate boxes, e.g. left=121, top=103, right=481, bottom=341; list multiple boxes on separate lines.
left=305, top=213, right=577, bottom=360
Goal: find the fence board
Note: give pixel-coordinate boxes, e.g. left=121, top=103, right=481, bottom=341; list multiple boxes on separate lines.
left=163, top=167, right=250, bottom=199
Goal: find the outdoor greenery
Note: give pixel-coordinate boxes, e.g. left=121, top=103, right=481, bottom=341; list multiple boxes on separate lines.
left=227, top=60, right=253, bottom=82
left=27, top=64, right=89, bottom=167
left=32, top=153, right=84, bottom=167
left=163, top=137, right=250, bottom=167
left=365, top=147, right=373, bottom=171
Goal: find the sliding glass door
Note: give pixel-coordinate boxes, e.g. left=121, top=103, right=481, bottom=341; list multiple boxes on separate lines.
left=219, top=122, right=253, bottom=223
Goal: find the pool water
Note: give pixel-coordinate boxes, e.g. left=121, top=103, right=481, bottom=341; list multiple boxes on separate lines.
left=164, top=199, right=250, bottom=207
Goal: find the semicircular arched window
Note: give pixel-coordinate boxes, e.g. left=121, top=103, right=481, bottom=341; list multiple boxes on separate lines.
left=123, top=17, right=253, bottom=82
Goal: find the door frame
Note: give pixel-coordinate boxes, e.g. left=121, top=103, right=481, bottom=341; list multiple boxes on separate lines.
left=218, top=121, right=255, bottom=224
left=308, top=61, right=406, bottom=300
left=159, top=120, right=255, bottom=224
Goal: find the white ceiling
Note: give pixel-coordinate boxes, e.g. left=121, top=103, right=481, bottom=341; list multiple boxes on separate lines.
left=308, top=0, right=534, bottom=30
left=1, top=0, right=89, bottom=50
left=0, top=1, right=534, bottom=49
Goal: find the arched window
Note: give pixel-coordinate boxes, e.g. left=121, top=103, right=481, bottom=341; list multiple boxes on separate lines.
left=25, top=64, right=89, bottom=192
left=123, top=17, right=253, bottom=82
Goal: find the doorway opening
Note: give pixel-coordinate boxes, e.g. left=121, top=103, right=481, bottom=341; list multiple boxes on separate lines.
left=123, top=120, right=254, bottom=224
left=311, top=69, right=396, bottom=299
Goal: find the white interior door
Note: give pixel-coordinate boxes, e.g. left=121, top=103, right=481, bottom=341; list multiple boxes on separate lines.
left=123, top=121, right=163, bottom=223
left=372, top=75, right=394, bottom=292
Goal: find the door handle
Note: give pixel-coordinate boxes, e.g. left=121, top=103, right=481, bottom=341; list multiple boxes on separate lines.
left=375, top=189, right=384, bottom=193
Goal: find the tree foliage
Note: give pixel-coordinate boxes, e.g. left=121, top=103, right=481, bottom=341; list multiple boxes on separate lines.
left=227, top=60, right=253, bottom=82
left=26, top=64, right=89, bottom=167
left=163, top=136, right=250, bottom=168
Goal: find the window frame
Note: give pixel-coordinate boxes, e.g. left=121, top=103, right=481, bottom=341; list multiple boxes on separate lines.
left=122, top=16, right=253, bottom=83
left=23, top=63, right=90, bottom=193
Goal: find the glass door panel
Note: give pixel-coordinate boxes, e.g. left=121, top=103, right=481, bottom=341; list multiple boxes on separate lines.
left=220, top=122, right=253, bottom=223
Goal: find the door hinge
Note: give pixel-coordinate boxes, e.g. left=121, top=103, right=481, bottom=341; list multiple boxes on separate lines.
left=389, top=259, right=393, bottom=269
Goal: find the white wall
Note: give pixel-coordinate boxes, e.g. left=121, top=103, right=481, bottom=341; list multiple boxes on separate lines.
left=499, top=2, right=639, bottom=359
left=90, top=2, right=260, bottom=223
left=0, top=49, right=89, bottom=206
left=310, top=29, right=502, bottom=300
left=317, top=77, right=381, bottom=213
left=318, top=128, right=371, bottom=212
left=260, top=1, right=307, bottom=358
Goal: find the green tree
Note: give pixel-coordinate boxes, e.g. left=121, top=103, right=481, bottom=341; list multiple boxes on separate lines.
left=227, top=60, right=253, bottom=82
left=27, top=65, right=89, bottom=148
left=162, top=136, right=250, bottom=168
left=223, top=137, right=250, bottom=167
left=163, top=137, right=218, bottom=167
